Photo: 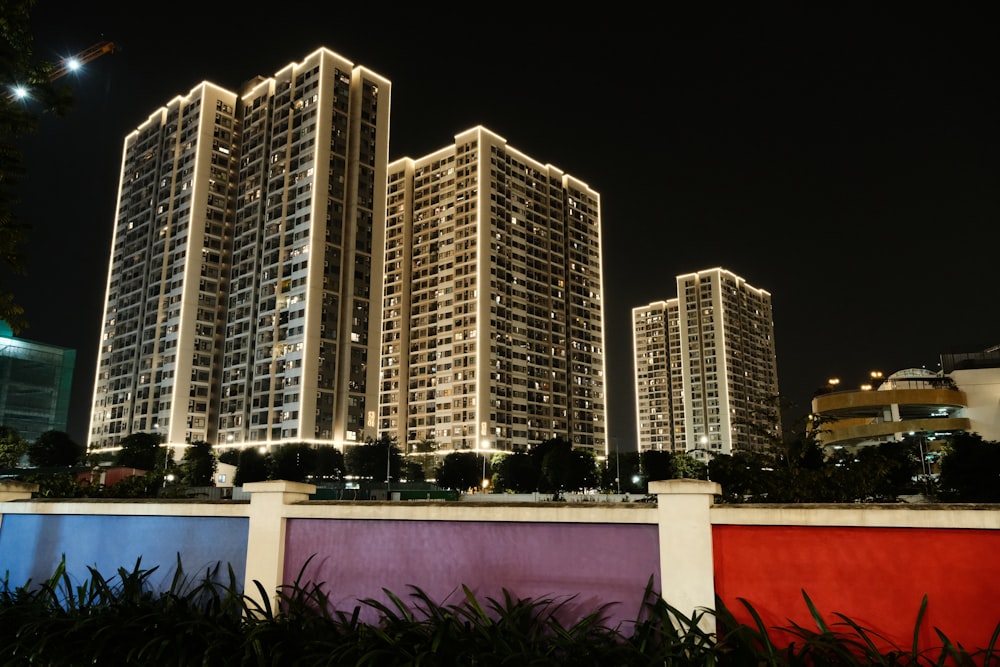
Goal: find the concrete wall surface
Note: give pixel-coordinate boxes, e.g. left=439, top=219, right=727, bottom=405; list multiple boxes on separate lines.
left=0, top=500, right=250, bottom=594
left=2, top=480, right=999, bottom=654
left=712, top=503, right=1000, bottom=654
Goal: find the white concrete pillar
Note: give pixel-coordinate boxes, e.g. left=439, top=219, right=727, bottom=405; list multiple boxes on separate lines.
left=649, top=478, right=721, bottom=635
left=243, top=480, right=315, bottom=615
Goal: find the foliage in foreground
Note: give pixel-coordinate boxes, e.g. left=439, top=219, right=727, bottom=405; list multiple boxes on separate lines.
left=1, top=557, right=998, bottom=666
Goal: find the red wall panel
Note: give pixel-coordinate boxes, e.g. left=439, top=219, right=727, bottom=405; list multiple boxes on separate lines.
left=713, top=524, right=1000, bottom=655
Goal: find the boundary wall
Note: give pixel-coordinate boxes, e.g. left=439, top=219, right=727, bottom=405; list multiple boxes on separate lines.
left=2, top=479, right=998, bottom=653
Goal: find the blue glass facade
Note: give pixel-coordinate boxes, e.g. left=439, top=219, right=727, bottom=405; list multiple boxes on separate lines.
left=0, top=322, right=75, bottom=443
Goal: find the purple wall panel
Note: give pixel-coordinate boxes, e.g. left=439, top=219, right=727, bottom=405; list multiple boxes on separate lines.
left=284, top=519, right=660, bottom=630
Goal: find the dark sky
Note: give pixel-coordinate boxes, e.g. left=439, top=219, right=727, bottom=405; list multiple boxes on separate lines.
left=11, top=4, right=997, bottom=449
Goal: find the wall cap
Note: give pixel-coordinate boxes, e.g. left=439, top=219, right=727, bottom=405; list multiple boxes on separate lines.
left=242, top=480, right=317, bottom=494
left=648, top=479, right=722, bottom=495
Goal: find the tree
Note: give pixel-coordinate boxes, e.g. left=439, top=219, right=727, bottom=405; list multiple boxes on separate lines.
left=435, top=452, right=483, bottom=491
left=0, top=425, right=28, bottom=468
left=524, top=438, right=566, bottom=493
left=114, top=432, right=162, bottom=470
left=938, top=432, right=1000, bottom=502
left=640, top=450, right=673, bottom=483
left=563, top=448, right=600, bottom=491
left=313, top=445, right=344, bottom=480
left=217, top=449, right=240, bottom=466
left=234, top=447, right=270, bottom=485
left=859, top=439, right=922, bottom=501
left=670, top=452, right=708, bottom=480
left=106, top=472, right=159, bottom=498
left=492, top=449, right=538, bottom=493
left=179, top=440, right=216, bottom=486
left=28, top=430, right=83, bottom=466
left=403, top=460, right=426, bottom=482
left=271, top=443, right=318, bottom=483
left=709, top=450, right=780, bottom=503
left=601, top=450, right=642, bottom=493
left=0, top=2, right=75, bottom=333
left=24, top=471, right=87, bottom=498
left=344, top=435, right=401, bottom=482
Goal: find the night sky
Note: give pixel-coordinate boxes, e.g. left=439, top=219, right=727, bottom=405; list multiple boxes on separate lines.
left=10, top=4, right=997, bottom=449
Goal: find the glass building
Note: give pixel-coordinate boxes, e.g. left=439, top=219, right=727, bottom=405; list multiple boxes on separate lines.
left=0, top=321, right=75, bottom=443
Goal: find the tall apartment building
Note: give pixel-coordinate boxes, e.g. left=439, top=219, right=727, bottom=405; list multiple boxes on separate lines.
left=632, top=267, right=779, bottom=457
left=88, top=48, right=390, bottom=453
left=378, top=127, right=606, bottom=456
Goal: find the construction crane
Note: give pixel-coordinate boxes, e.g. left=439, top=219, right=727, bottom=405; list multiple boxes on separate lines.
left=6, top=39, right=117, bottom=101
left=47, top=39, right=118, bottom=82
left=49, top=40, right=118, bottom=81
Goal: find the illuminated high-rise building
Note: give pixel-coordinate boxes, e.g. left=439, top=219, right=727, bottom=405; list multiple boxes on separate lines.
left=632, top=267, right=779, bottom=458
left=88, top=48, right=389, bottom=453
left=379, top=127, right=606, bottom=456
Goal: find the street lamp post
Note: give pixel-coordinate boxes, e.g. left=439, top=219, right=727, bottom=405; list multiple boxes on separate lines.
left=615, top=446, right=621, bottom=495
left=480, top=439, right=491, bottom=493
left=385, top=443, right=391, bottom=501
left=161, top=444, right=173, bottom=488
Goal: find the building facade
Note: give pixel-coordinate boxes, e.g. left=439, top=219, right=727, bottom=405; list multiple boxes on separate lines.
left=216, top=51, right=389, bottom=452
left=632, top=300, right=678, bottom=452
left=810, top=344, right=1000, bottom=450
left=378, top=127, right=607, bottom=456
left=88, top=48, right=390, bottom=453
left=0, top=322, right=75, bottom=443
left=633, top=268, right=780, bottom=457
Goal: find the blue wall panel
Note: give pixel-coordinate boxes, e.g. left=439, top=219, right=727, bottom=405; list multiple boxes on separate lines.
left=0, top=514, right=248, bottom=593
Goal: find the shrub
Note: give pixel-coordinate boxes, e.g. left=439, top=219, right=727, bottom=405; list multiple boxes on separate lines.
left=1, top=557, right=998, bottom=666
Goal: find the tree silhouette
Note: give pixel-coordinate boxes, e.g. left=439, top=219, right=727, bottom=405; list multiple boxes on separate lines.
left=670, top=451, right=708, bottom=480
left=28, top=430, right=83, bottom=466
left=0, top=3, right=76, bottom=332
left=179, top=440, right=216, bottom=486
left=114, top=432, right=161, bottom=470
left=435, top=452, right=483, bottom=491
left=601, top=450, right=642, bottom=493
left=313, top=445, right=344, bottom=480
left=234, top=447, right=270, bottom=485
left=939, top=432, right=1000, bottom=502
left=0, top=425, right=28, bottom=468
left=271, top=443, right=318, bottom=483
left=493, top=449, right=537, bottom=493
left=345, top=435, right=401, bottom=482
left=640, top=450, right=673, bottom=483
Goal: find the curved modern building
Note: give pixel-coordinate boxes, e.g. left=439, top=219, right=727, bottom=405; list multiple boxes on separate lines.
left=810, top=348, right=1000, bottom=451
left=810, top=369, right=968, bottom=450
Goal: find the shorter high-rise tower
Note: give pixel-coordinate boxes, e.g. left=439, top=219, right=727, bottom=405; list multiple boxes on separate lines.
left=633, top=267, right=779, bottom=458
left=378, top=127, right=607, bottom=456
